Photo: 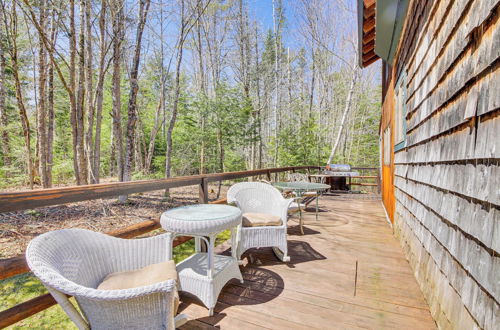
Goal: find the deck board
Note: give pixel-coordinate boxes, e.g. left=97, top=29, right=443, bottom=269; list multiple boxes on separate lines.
left=179, top=197, right=436, bottom=329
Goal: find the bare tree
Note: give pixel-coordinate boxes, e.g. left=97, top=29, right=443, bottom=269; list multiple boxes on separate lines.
left=74, top=0, right=88, bottom=184
left=326, top=57, right=358, bottom=164
left=91, top=0, right=109, bottom=183
left=84, top=0, right=95, bottom=183
left=0, top=4, right=9, bottom=167
left=165, top=0, right=187, bottom=181
left=46, top=3, right=58, bottom=186
left=123, top=0, right=151, bottom=183
left=272, top=0, right=283, bottom=167
left=3, top=0, right=34, bottom=188
left=143, top=3, right=171, bottom=174
left=37, top=0, right=49, bottom=187
left=165, top=0, right=209, bottom=180
left=110, top=0, right=124, bottom=183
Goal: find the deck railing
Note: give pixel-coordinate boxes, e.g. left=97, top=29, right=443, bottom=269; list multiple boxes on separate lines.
left=0, top=166, right=322, bottom=328
left=0, top=165, right=379, bottom=328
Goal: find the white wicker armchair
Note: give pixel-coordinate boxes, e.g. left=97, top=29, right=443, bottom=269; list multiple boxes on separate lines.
left=227, top=182, right=293, bottom=262
left=26, top=228, right=186, bottom=330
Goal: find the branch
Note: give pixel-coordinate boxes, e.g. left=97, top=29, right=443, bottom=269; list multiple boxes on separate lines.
left=18, top=0, right=73, bottom=96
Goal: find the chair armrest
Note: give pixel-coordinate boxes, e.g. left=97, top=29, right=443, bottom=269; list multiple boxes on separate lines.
left=280, top=198, right=294, bottom=222
left=47, top=277, right=178, bottom=301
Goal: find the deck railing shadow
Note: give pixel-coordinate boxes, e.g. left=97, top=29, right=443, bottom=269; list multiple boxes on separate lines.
left=178, top=266, right=285, bottom=325
left=177, top=240, right=326, bottom=324
left=241, top=240, right=326, bottom=269
left=286, top=222, right=322, bottom=235
left=0, top=165, right=380, bottom=328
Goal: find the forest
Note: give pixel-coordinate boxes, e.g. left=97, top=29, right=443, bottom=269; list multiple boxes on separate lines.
left=0, top=0, right=380, bottom=190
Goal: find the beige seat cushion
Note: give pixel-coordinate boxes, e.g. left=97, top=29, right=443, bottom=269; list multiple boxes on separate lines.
left=242, top=212, right=282, bottom=227
left=97, top=260, right=179, bottom=313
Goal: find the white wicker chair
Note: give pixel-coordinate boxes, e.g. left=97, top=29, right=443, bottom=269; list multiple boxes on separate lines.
left=227, top=182, right=294, bottom=262
left=26, top=228, right=187, bottom=330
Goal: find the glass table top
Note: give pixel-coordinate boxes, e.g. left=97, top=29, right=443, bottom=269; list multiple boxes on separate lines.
left=162, top=204, right=241, bottom=221
left=273, top=181, right=330, bottom=191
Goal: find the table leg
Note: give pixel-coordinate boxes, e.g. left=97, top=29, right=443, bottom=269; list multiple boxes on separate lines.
left=316, top=194, right=319, bottom=221
left=297, top=198, right=304, bottom=235
left=169, top=234, right=175, bottom=260
left=195, top=237, right=201, bottom=253
left=230, top=227, right=237, bottom=260
left=207, top=235, right=215, bottom=280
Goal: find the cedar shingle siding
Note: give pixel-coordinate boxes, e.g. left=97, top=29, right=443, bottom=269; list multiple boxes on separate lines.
left=390, top=0, right=499, bottom=328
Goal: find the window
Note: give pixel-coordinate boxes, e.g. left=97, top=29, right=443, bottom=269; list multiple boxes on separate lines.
left=383, top=127, right=391, bottom=166
left=394, top=72, right=407, bottom=151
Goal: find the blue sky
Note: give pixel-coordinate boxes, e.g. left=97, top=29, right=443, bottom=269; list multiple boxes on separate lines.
left=246, top=0, right=358, bottom=50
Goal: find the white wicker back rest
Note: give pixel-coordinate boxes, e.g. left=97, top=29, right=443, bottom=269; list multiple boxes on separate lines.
left=227, top=182, right=285, bottom=218
left=26, top=229, right=177, bottom=330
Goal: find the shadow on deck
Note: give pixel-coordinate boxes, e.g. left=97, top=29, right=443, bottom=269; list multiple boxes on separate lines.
left=178, top=196, right=436, bottom=329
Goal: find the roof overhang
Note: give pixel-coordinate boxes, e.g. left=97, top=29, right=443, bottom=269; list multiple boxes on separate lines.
left=357, top=0, right=409, bottom=68
left=357, top=0, right=378, bottom=67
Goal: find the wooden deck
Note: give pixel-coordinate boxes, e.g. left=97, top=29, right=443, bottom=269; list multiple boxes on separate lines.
left=178, top=196, right=436, bottom=329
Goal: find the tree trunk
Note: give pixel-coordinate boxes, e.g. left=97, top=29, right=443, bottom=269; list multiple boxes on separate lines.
left=272, top=0, right=282, bottom=167
left=9, top=1, right=34, bottom=188
left=254, top=25, right=263, bottom=169
left=68, top=0, right=80, bottom=184
left=216, top=126, right=224, bottom=199
left=111, top=0, right=124, bottom=183
left=0, top=17, right=9, bottom=167
left=195, top=6, right=206, bottom=174
left=165, top=0, right=186, bottom=180
left=84, top=0, right=95, bottom=183
left=144, top=96, right=163, bottom=173
left=46, top=5, right=57, bottom=187
left=326, top=67, right=358, bottom=165
left=309, top=47, right=316, bottom=120
left=21, top=0, right=79, bottom=184
left=75, top=0, right=87, bottom=185
left=92, top=0, right=107, bottom=183
left=37, top=0, right=49, bottom=188
left=123, top=0, right=151, bottom=183
left=144, top=3, right=168, bottom=174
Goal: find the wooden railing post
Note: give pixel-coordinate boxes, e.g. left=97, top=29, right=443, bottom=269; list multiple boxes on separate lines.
left=199, top=177, right=208, bottom=204
left=0, top=165, right=320, bottom=328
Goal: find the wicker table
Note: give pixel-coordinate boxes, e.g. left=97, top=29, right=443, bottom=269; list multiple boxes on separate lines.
left=273, top=182, right=330, bottom=234
left=160, top=204, right=243, bottom=316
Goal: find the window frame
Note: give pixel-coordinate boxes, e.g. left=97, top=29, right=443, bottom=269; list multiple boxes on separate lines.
left=394, top=71, right=407, bottom=152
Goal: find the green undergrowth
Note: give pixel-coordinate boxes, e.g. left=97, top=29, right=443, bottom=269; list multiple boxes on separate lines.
left=1, top=230, right=231, bottom=329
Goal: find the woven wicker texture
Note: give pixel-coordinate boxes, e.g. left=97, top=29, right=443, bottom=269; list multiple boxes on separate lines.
left=227, top=182, right=293, bottom=262
left=176, top=253, right=243, bottom=311
left=26, top=229, right=178, bottom=330
left=160, top=204, right=242, bottom=235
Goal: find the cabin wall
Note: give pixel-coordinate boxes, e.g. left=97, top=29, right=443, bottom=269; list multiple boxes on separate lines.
left=389, top=0, right=500, bottom=329
left=381, top=66, right=395, bottom=222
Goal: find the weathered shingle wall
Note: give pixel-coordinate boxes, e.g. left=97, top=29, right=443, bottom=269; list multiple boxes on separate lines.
left=391, top=0, right=500, bottom=328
